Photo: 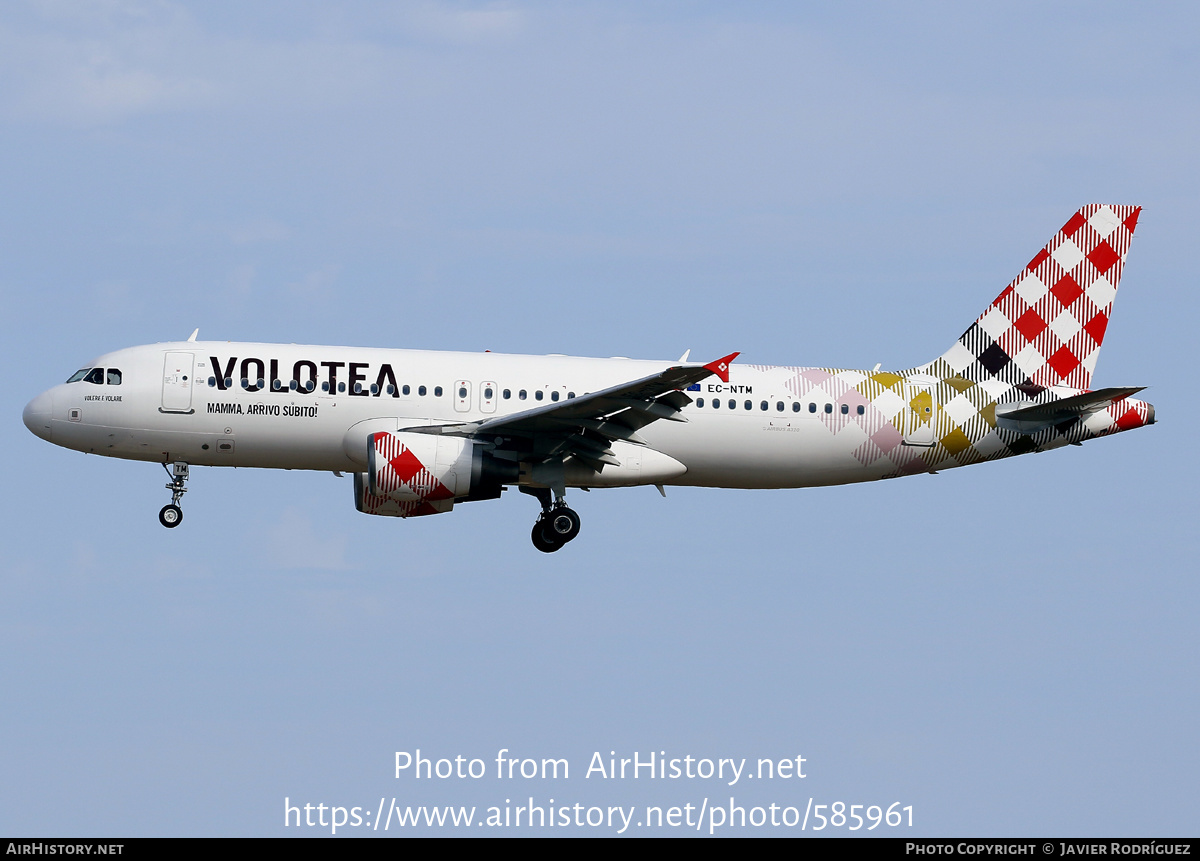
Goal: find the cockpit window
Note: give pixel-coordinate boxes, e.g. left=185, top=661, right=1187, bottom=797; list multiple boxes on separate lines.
left=83, top=368, right=105, bottom=384
left=66, top=369, right=91, bottom=383
left=107, top=369, right=122, bottom=385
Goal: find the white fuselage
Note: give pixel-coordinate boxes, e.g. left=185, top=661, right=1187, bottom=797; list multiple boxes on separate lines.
left=25, top=341, right=908, bottom=490
left=24, top=337, right=1157, bottom=509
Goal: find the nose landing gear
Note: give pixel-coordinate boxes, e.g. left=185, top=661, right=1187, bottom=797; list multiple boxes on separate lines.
left=522, top=486, right=582, bottom=552
left=159, top=461, right=189, bottom=528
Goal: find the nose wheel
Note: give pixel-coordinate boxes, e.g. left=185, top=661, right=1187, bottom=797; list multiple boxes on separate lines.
left=159, top=461, right=190, bottom=528
left=159, top=504, right=183, bottom=528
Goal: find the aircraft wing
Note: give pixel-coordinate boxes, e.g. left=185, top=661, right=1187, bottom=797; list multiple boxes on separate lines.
left=400, top=352, right=738, bottom=469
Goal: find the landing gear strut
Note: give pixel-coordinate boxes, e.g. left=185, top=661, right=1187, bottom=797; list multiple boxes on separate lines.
left=159, top=461, right=189, bottom=528
left=521, top=486, right=582, bottom=552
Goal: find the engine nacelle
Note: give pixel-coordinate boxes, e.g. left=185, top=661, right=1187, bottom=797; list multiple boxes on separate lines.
left=353, top=431, right=515, bottom=518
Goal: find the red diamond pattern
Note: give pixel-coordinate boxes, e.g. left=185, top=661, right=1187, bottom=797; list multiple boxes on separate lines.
left=1050, top=274, right=1083, bottom=306
left=1013, top=308, right=1048, bottom=342
left=1083, top=312, right=1108, bottom=346
left=1087, top=241, right=1121, bottom=274
left=1062, top=211, right=1087, bottom=236
left=1046, top=345, right=1080, bottom=379
left=425, top=483, right=456, bottom=501
left=1115, top=407, right=1143, bottom=431
left=388, top=447, right=424, bottom=483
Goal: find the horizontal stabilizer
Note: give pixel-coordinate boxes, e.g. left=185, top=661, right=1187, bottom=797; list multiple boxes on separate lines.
left=996, top=386, right=1144, bottom=425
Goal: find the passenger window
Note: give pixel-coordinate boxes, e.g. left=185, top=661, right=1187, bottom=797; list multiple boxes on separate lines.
left=208, top=377, right=217, bottom=387
left=503, top=389, right=511, bottom=399
left=776, top=401, right=784, bottom=411
left=760, top=401, right=768, bottom=411
left=370, top=384, right=379, bottom=395
left=418, top=386, right=427, bottom=396
left=728, top=399, right=735, bottom=409
left=744, top=400, right=752, bottom=410
left=792, top=402, right=801, bottom=413
left=458, top=386, right=468, bottom=398
left=713, top=398, right=720, bottom=409
left=809, top=403, right=816, bottom=413
left=535, top=391, right=544, bottom=401
left=402, top=384, right=411, bottom=395
left=696, top=398, right=705, bottom=408
left=857, top=405, right=865, bottom=415
left=84, top=368, right=105, bottom=384
left=551, top=391, right=560, bottom=402
left=568, top=392, right=575, bottom=399
left=824, top=403, right=833, bottom=413
left=106, top=369, right=122, bottom=385
left=66, top=369, right=90, bottom=383
left=519, top=390, right=527, bottom=400
left=484, top=386, right=494, bottom=399
left=841, top=404, right=849, bottom=414
left=434, top=386, right=443, bottom=397
left=241, top=377, right=250, bottom=389
left=387, top=385, right=395, bottom=395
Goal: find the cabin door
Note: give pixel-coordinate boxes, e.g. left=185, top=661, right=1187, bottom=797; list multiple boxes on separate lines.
left=903, top=380, right=936, bottom=446
left=161, top=352, right=195, bottom=413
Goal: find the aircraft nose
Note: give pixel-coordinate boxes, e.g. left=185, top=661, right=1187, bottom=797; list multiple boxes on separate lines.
left=23, top=390, right=53, bottom=441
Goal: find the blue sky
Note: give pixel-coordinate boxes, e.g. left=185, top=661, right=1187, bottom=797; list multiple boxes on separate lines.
left=2, top=1, right=1196, bottom=836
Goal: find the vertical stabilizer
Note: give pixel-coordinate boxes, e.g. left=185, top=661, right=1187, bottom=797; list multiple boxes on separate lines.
left=925, top=205, right=1141, bottom=390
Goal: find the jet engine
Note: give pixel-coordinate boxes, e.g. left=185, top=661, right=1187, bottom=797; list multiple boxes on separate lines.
left=353, top=431, right=515, bottom=517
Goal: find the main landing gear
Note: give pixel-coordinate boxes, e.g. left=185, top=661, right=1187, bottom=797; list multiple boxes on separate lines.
left=522, top=487, right=581, bottom=553
left=159, top=461, right=189, bottom=528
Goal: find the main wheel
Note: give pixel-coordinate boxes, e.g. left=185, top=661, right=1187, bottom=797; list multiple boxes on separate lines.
left=159, top=504, right=183, bottom=528
left=532, top=520, right=561, bottom=553
left=542, top=506, right=581, bottom=544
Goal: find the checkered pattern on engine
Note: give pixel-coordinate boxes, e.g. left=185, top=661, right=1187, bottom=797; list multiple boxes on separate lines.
left=362, top=432, right=456, bottom=518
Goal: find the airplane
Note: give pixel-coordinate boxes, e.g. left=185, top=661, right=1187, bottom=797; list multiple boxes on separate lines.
left=22, top=204, right=1154, bottom=552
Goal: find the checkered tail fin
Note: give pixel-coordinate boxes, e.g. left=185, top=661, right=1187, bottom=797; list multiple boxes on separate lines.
left=928, top=205, right=1142, bottom=390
